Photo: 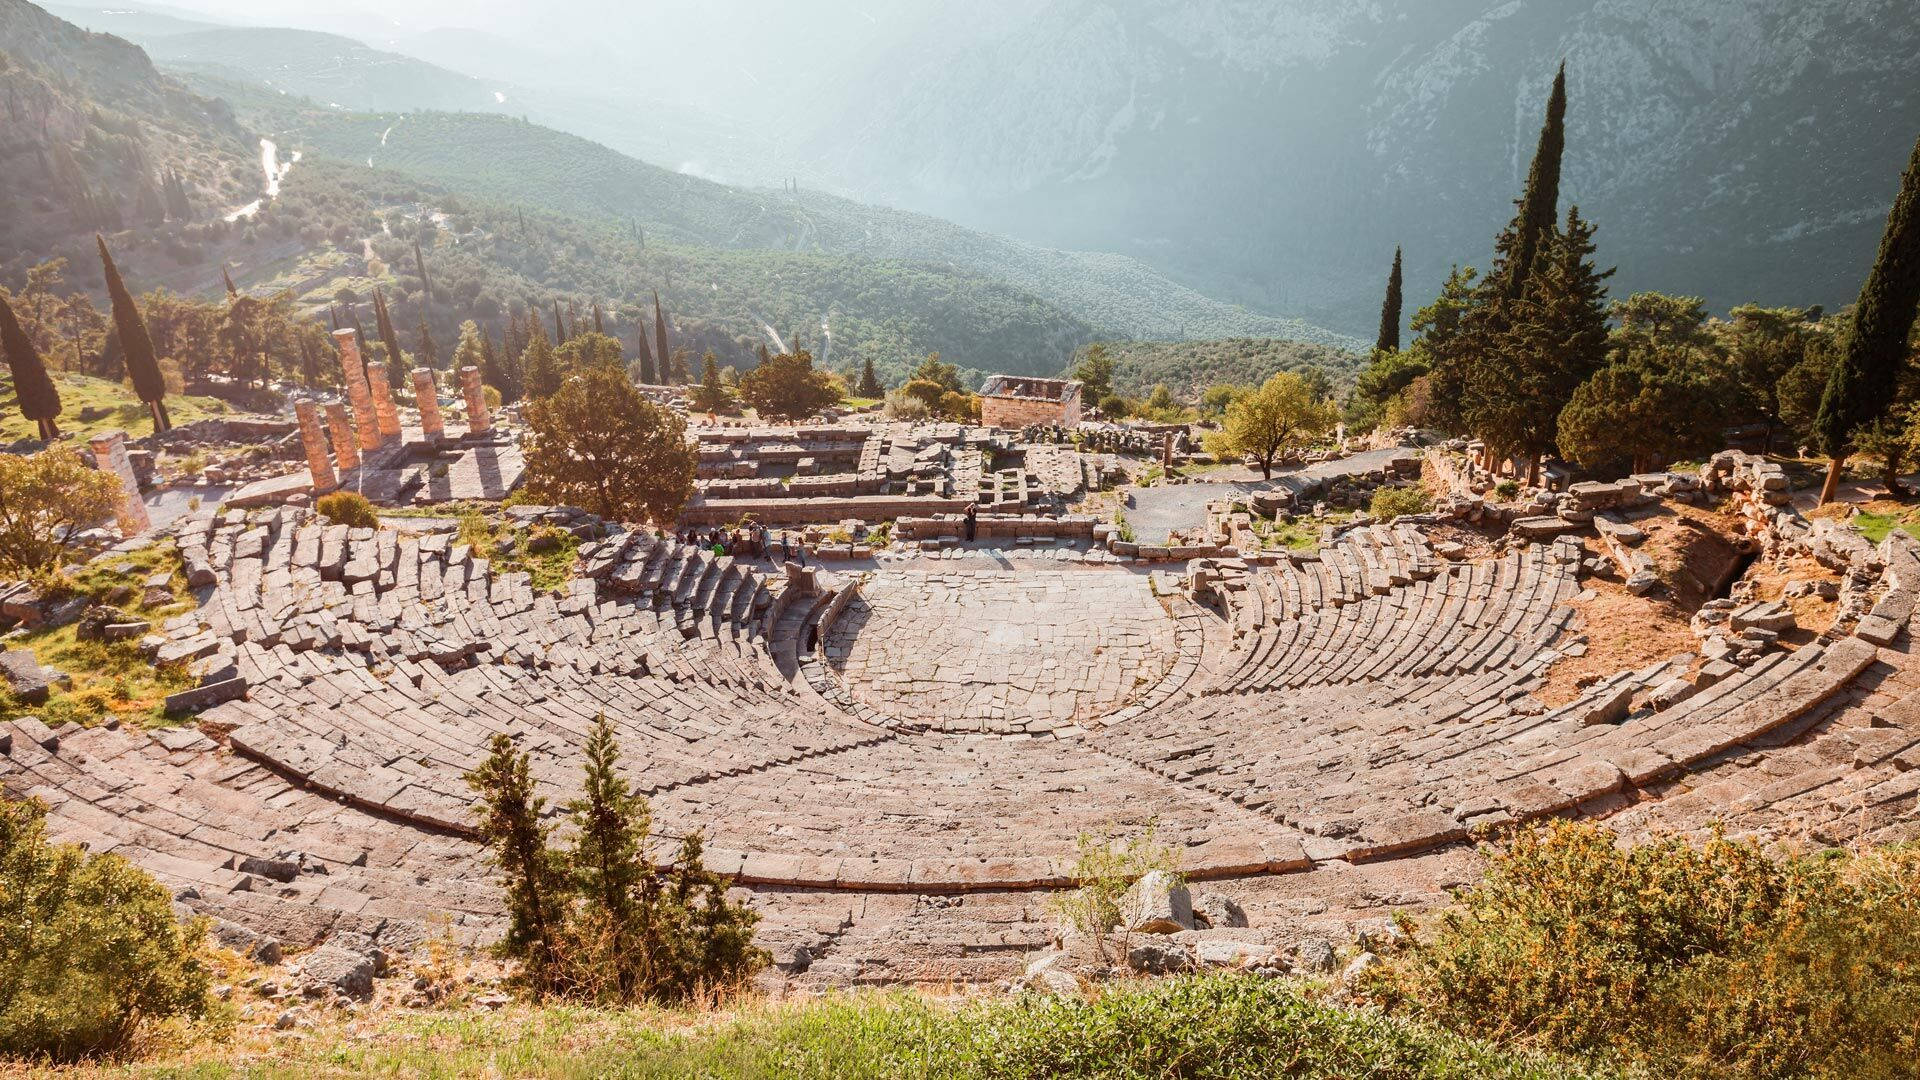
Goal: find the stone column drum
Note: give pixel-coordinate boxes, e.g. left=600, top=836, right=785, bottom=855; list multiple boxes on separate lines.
left=411, top=368, right=445, bottom=441
left=86, top=429, right=151, bottom=536
left=332, top=328, right=382, bottom=452
left=460, top=365, right=490, bottom=435
left=366, top=361, right=402, bottom=441
left=294, top=401, right=337, bottom=494
left=324, top=402, right=360, bottom=473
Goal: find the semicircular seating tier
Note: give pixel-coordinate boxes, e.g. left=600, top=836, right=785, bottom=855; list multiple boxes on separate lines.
left=6, top=492, right=1917, bottom=973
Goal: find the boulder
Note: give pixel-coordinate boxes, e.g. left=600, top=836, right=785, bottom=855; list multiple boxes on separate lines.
left=0, top=649, right=51, bottom=705
left=1291, top=937, right=1338, bottom=975
left=1194, top=893, right=1249, bottom=929
left=298, top=945, right=376, bottom=1000
left=1125, top=870, right=1194, bottom=934
left=1193, top=940, right=1276, bottom=969
left=1341, top=951, right=1380, bottom=985
left=1125, top=938, right=1193, bottom=975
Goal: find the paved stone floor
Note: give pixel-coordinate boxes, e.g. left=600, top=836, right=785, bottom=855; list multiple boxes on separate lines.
left=824, top=568, right=1178, bottom=734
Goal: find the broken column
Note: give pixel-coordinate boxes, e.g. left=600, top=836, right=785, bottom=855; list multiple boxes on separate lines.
left=86, top=429, right=151, bottom=537
left=324, top=402, right=360, bottom=473
left=294, top=401, right=337, bottom=494
left=366, top=361, right=402, bottom=442
left=411, top=368, right=445, bottom=441
left=460, top=365, right=490, bottom=436
left=332, top=328, right=382, bottom=453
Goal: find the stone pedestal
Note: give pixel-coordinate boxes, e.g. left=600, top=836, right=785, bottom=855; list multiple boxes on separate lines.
left=333, top=328, right=382, bottom=452
left=87, top=429, right=151, bottom=536
left=460, top=365, right=491, bottom=436
left=412, top=368, right=445, bottom=441
left=324, top=402, right=360, bottom=472
left=367, top=362, right=402, bottom=441
left=294, top=401, right=337, bottom=493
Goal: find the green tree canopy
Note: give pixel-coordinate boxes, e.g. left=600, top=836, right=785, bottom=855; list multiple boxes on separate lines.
left=1215, top=371, right=1338, bottom=480
left=739, top=349, right=840, bottom=421
left=523, top=364, right=695, bottom=525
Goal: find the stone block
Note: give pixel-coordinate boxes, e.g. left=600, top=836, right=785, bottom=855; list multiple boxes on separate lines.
left=1126, top=869, right=1194, bottom=933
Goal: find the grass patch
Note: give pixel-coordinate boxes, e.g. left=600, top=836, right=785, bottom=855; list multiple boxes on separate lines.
left=55, top=976, right=1593, bottom=1079
left=0, top=372, right=232, bottom=444
left=1851, top=509, right=1920, bottom=544
left=0, top=543, right=197, bottom=728
left=451, top=511, right=581, bottom=593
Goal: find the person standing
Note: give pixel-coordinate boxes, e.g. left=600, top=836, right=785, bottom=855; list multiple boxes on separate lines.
left=963, top=501, right=977, bottom=543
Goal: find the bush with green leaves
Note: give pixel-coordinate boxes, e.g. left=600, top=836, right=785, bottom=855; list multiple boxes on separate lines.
left=1047, top=825, right=1180, bottom=965
left=315, top=490, right=380, bottom=529
left=465, top=716, right=767, bottom=1004
left=0, top=796, right=211, bottom=1060
left=1369, top=485, right=1432, bottom=521
left=1372, top=820, right=1920, bottom=1079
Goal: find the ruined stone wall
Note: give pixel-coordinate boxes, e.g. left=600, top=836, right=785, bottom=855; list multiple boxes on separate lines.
left=982, top=393, right=1080, bottom=430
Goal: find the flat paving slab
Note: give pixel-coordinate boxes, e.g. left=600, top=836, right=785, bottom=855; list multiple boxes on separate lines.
left=826, top=568, right=1177, bottom=734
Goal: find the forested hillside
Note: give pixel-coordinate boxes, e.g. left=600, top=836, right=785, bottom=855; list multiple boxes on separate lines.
left=0, top=0, right=253, bottom=258
left=190, top=92, right=1361, bottom=350
left=230, top=158, right=1096, bottom=388
left=1097, top=338, right=1364, bottom=400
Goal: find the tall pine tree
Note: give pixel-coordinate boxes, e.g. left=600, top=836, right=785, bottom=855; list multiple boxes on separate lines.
left=0, top=293, right=62, bottom=440
left=857, top=357, right=882, bottom=398
left=1376, top=247, right=1404, bottom=354
left=372, top=290, right=407, bottom=388
left=634, top=320, right=656, bottom=385
left=96, top=235, right=170, bottom=431
left=652, top=291, right=673, bottom=384
left=1816, top=135, right=1920, bottom=503
left=1500, top=62, right=1567, bottom=299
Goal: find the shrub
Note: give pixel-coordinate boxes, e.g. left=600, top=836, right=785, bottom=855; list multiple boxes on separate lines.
left=1493, top=480, right=1519, bottom=499
left=882, top=391, right=931, bottom=422
left=0, top=796, right=211, bottom=1060
left=1372, top=820, right=1920, bottom=1079
left=0, top=448, right=122, bottom=576
left=466, top=716, right=767, bottom=1004
left=1047, top=824, right=1179, bottom=965
left=315, top=490, right=379, bottom=529
left=1369, top=486, right=1432, bottom=521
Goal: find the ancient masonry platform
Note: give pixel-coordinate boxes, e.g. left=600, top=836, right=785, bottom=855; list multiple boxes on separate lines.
left=4, top=453, right=1919, bottom=984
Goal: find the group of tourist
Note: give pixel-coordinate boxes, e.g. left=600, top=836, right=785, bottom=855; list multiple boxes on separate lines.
left=676, top=524, right=805, bottom=564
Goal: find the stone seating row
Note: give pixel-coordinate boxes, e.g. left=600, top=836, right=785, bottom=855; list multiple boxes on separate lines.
left=1203, top=541, right=1580, bottom=695
left=0, top=718, right=500, bottom=953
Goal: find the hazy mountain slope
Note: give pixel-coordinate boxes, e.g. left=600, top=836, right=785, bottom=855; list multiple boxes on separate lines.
left=203, top=100, right=1363, bottom=349
left=137, top=26, right=511, bottom=113
left=0, top=0, right=253, bottom=257
left=793, top=0, right=1920, bottom=335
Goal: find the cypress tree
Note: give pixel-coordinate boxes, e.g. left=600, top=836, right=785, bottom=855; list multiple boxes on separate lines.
left=0, top=293, right=62, bottom=440
left=523, top=333, right=561, bottom=400
left=221, top=264, right=238, bottom=299
left=592, top=301, right=605, bottom=336
left=417, top=315, right=439, bottom=371
left=1376, top=246, right=1404, bottom=354
left=857, top=357, right=882, bottom=398
left=414, top=235, right=432, bottom=317
left=652, top=291, right=672, bottom=384
left=1502, top=63, right=1567, bottom=299
left=565, top=714, right=651, bottom=999
left=552, top=299, right=566, bottom=345
left=96, top=234, right=170, bottom=431
left=464, top=734, right=570, bottom=998
left=372, top=290, right=407, bottom=387
left=1816, top=135, right=1920, bottom=504
left=635, top=321, right=656, bottom=385
left=297, top=331, right=321, bottom=388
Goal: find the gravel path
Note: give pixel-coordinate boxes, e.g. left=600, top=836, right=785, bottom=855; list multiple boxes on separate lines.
left=1125, top=447, right=1409, bottom=543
